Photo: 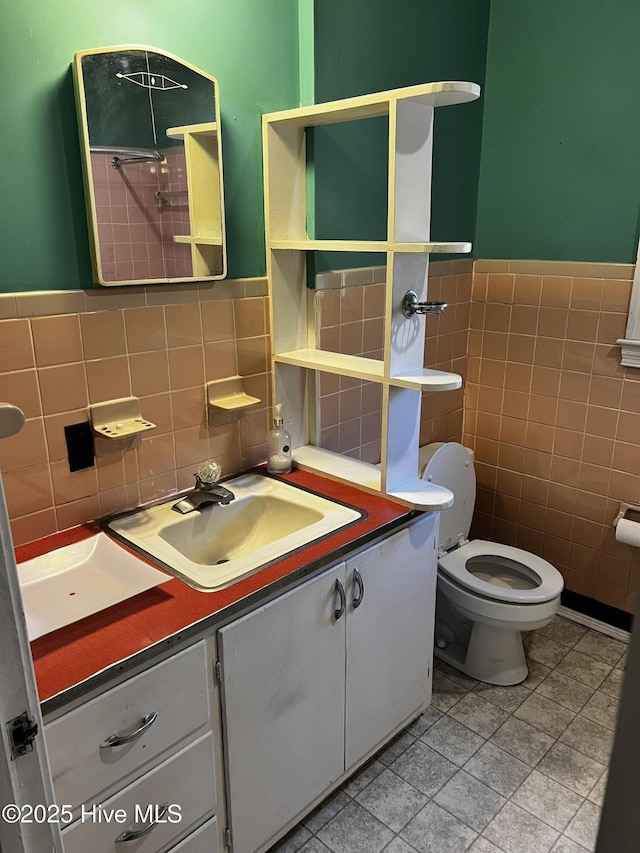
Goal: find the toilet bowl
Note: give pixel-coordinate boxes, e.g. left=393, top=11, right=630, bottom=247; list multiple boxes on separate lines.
left=420, top=442, right=564, bottom=685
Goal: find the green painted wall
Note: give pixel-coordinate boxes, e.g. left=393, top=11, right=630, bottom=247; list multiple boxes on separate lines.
left=312, top=0, right=490, bottom=272
left=0, top=0, right=299, bottom=291
left=476, top=0, right=640, bottom=264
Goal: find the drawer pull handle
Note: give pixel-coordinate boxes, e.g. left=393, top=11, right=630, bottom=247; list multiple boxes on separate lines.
left=100, top=712, right=158, bottom=748
left=351, top=568, right=365, bottom=609
left=115, top=803, right=169, bottom=843
left=334, top=578, right=346, bottom=620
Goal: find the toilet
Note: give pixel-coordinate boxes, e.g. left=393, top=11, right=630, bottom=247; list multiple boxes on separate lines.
left=420, top=442, right=564, bottom=686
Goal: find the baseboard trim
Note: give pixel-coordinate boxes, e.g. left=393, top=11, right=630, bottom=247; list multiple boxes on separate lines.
left=558, top=605, right=631, bottom=645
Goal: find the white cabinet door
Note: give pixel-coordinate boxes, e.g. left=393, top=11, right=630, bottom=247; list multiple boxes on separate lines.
left=219, top=563, right=347, bottom=853
left=345, top=514, right=438, bottom=769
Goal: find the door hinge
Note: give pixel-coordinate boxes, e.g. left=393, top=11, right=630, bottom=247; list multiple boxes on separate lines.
left=214, top=659, right=223, bottom=687
left=7, top=711, right=39, bottom=760
left=224, top=826, right=232, bottom=848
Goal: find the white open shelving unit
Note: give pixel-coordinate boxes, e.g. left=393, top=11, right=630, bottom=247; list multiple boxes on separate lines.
left=262, top=81, right=481, bottom=509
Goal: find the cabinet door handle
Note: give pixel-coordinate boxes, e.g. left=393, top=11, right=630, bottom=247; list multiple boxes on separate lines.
left=100, top=712, right=158, bottom=749
left=115, top=803, right=168, bottom=843
left=351, top=568, right=365, bottom=609
left=334, top=578, right=346, bottom=620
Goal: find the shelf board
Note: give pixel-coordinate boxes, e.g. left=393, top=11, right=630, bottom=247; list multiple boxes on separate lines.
left=263, top=81, right=481, bottom=127
left=275, top=350, right=384, bottom=382
left=174, top=235, right=223, bottom=246
left=292, top=446, right=453, bottom=511
left=268, top=239, right=472, bottom=255
left=391, top=368, right=462, bottom=392
left=166, top=121, right=217, bottom=140
left=274, top=350, right=461, bottom=391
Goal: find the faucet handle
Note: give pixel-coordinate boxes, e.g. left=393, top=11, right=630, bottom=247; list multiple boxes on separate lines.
left=196, top=460, right=221, bottom=486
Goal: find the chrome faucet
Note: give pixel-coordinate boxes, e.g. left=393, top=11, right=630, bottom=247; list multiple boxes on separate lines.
left=171, top=466, right=235, bottom=514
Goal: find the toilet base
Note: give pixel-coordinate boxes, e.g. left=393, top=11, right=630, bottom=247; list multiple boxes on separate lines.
left=435, top=622, right=528, bottom=686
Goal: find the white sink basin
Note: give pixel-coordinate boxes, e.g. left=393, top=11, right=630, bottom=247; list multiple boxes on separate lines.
left=106, top=473, right=363, bottom=591
left=18, top=533, right=169, bottom=640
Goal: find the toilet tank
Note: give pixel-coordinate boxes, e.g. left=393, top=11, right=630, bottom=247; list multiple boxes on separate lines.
left=419, top=442, right=476, bottom=553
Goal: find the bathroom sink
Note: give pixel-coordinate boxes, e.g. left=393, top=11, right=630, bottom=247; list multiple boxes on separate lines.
left=105, top=473, right=363, bottom=591
left=18, top=533, right=169, bottom=640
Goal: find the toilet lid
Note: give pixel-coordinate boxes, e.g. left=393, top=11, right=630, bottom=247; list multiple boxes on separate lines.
left=419, top=442, right=475, bottom=552
left=438, top=540, right=564, bottom=604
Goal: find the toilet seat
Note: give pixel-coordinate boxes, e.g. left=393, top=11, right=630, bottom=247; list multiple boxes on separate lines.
left=438, top=539, right=563, bottom=605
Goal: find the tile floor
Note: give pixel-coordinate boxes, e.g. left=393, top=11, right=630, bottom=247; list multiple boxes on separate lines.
left=268, top=616, right=628, bottom=853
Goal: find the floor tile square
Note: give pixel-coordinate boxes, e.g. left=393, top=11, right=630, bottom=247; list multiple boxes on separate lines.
left=406, top=706, right=442, bottom=737
left=400, top=801, right=478, bottom=853
left=431, top=671, right=470, bottom=712
left=356, top=768, right=427, bottom=833
left=342, top=759, right=385, bottom=798
left=390, top=740, right=458, bottom=797
left=421, top=715, right=485, bottom=766
left=377, top=731, right=416, bottom=767
left=534, top=670, right=594, bottom=712
left=554, top=650, right=612, bottom=689
left=382, top=839, right=420, bottom=853
left=490, top=716, right=554, bottom=766
left=434, top=769, right=505, bottom=832
left=511, top=769, right=583, bottom=831
left=468, top=839, right=504, bottom=853
left=551, top=837, right=590, bottom=852
left=472, top=681, right=531, bottom=713
left=526, top=633, right=570, bottom=668
left=303, top=790, right=351, bottom=833
left=299, top=841, right=332, bottom=853
left=598, top=666, right=624, bottom=699
left=573, top=632, right=627, bottom=666
left=317, top=801, right=394, bottom=853
left=513, top=691, right=575, bottom=738
left=564, top=800, right=601, bottom=851
left=464, top=742, right=531, bottom=797
left=483, top=801, right=559, bottom=853
left=270, top=824, right=313, bottom=852
left=436, top=660, right=479, bottom=690
left=537, top=742, right=605, bottom=797
left=578, top=690, right=619, bottom=731
left=447, top=693, right=509, bottom=738
left=523, top=658, right=552, bottom=689
left=560, top=715, right=614, bottom=766
left=538, top=616, right=588, bottom=648
left=586, top=771, right=608, bottom=807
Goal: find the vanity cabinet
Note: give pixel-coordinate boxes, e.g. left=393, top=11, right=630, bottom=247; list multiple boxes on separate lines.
left=219, top=513, right=437, bottom=853
left=44, top=641, right=224, bottom=853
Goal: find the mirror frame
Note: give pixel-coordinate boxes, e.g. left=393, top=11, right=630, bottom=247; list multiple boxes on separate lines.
left=73, top=45, right=227, bottom=287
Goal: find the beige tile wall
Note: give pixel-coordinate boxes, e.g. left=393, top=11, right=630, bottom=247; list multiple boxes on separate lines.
left=314, top=258, right=640, bottom=615
left=2, top=260, right=639, bottom=616
left=0, top=281, right=271, bottom=546
left=465, top=264, right=640, bottom=613
left=315, top=261, right=471, bottom=461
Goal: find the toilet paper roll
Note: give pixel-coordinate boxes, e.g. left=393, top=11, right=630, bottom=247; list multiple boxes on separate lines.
left=615, top=517, right=640, bottom=547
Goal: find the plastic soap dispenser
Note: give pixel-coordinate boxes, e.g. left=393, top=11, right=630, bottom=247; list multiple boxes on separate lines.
left=267, top=404, right=292, bottom=474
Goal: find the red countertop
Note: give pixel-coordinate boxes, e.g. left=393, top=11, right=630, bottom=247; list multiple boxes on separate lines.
left=18, top=469, right=415, bottom=711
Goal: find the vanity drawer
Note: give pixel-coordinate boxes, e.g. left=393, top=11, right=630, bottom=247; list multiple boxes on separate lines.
left=168, top=817, right=220, bottom=853
left=46, top=641, right=209, bottom=808
left=61, top=733, right=216, bottom=853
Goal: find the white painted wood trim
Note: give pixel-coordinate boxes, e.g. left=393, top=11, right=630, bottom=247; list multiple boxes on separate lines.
left=618, top=238, right=640, bottom=368
left=0, top=474, right=63, bottom=852
left=557, top=605, right=631, bottom=644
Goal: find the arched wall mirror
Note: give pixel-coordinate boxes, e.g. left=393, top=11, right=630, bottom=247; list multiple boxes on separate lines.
left=73, top=45, right=226, bottom=286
